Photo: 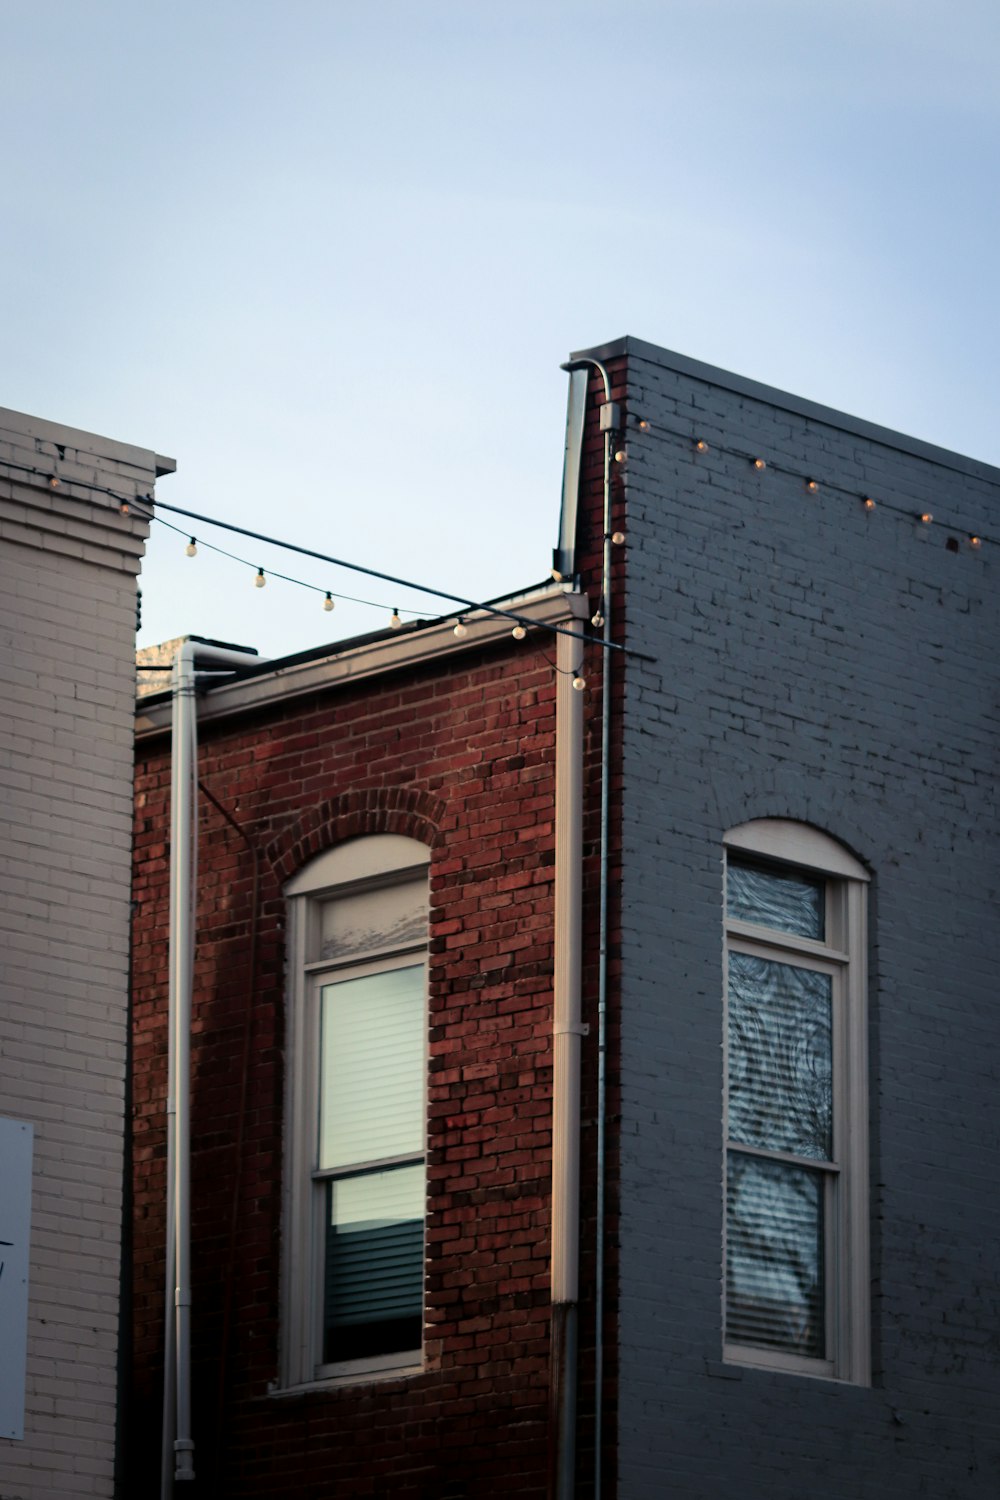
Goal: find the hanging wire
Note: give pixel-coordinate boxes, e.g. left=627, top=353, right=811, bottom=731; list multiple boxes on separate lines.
left=632, top=421, right=998, bottom=547
left=124, top=493, right=634, bottom=654
left=149, top=508, right=423, bottom=616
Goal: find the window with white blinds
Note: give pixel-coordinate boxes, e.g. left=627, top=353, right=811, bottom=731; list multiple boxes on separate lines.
left=282, top=836, right=430, bottom=1386
left=317, top=960, right=425, bottom=1365
left=723, top=821, right=870, bottom=1383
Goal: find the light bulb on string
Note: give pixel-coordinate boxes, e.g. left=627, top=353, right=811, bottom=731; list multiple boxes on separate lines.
left=453, top=620, right=468, bottom=638
left=120, top=500, right=130, bottom=515
left=511, top=625, right=526, bottom=641
left=614, top=449, right=627, bottom=464
left=49, top=475, right=59, bottom=489
left=638, top=419, right=650, bottom=431
left=863, top=497, right=876, bottom=512
left=572, top=676, right=586, bottom=692
left=254, top=568, right=266, bottom=588
left=323, top=592, right=335, bottom=612
left=390, top=608, right=402, bottom=629
left=591, top=610, right=605, bottom=628
left=611, top=531, right=625, bottom=546
left=694, top=439, right=708, bottom=453
left=806, top=479, right=818, bottom=493
left=185, top=538, right=197, bottom=557
left=753, top=458, right=766, bottom=471
left=969, top=535, right=982, bottom=549
left=918, top=512, right=933, bottom=525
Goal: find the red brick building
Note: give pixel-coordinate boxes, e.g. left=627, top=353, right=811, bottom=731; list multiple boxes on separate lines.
left=130, top=336, right=1000, bottom=1500
left=128, top=359, right=623, bottom=1498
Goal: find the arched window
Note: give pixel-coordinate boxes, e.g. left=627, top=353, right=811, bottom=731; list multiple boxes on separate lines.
left=723, top=820, right=870, bottom=1383
left=282, top=835, right=430, bottom=1387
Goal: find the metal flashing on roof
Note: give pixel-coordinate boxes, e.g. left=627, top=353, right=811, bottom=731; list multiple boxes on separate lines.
left=135, top=582, right=587, bottom=739
left=568, top=335, right=1000, bottom=487
left=553, top=367, right=589, bottom=582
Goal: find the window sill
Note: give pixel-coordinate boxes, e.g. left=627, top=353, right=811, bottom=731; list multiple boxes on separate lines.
left=268, top=1360, right=423, bottom=1399
left=720, top=1344, right=864, bottom=1384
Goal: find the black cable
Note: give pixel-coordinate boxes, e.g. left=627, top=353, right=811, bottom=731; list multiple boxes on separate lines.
left=126, top=494, right=636, bottom=655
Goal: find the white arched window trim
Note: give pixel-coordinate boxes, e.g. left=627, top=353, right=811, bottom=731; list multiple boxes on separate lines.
left=723, top=820, right=870, bottom=1385
left=281, top=835, right=430, bottom=1391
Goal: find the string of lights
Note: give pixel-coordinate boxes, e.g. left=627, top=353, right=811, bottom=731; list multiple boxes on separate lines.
left=128, top=493, right=633, bottom=654
left=624, top=419, right=996, bottom=551
left=143, top=506, right=415, bottom=618
left=4, top=433, right=996, bottom=551
left=2, top=454, right=617, bottom=652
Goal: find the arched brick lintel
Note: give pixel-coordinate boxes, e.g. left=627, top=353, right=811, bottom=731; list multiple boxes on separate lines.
left=265, top=787, right=447, bottom=886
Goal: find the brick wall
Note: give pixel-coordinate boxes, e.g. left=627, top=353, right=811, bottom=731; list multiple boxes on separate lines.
left=0, top=408, right=163, bottom=1498
left=130, top=626, right=598, bottom=1497
left=597, top=339, right=1000, bottom=1499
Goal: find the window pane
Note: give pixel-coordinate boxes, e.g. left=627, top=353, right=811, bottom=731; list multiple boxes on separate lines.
left=324, top=1164, right=423, bottom=1363
left=728, top=952, right=832, bottom=1161
left=727, top=859, right=824, bottom=940
left=319, top=964, right=424, bottom=1169
left=726, top=1153, right=825, bottom=1357
left=320, top=880, right=426, bottom=960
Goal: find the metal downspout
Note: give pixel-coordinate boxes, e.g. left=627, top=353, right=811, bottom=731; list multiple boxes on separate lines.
left=161, top=641, right=193, bottom=1497
left=161, top=641, right=263, bottom=1498
left=594, top=406, right=614, bottom=1500
left=552, top=614, right=585, bottom=1500
left=558, top=358, right=618, bottom=1500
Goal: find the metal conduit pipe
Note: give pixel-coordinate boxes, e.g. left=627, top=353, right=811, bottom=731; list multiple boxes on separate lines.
left=558, top=359, right=618, bottom=1500
left=161, top=640, right=264, bottom=1497
left=551, top=615, right=585, bottom=1500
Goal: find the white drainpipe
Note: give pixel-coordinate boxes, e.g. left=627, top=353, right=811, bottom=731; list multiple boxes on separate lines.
left=161, top=640, right=262, bottom=1496
left=551, top=616, right=585, bottom=1499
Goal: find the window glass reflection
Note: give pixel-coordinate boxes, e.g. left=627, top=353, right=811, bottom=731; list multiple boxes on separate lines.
left=728, top=860, right=824, bottom=940
left=728, top=952, right=832, bottom=1161
left=726, top=1154, right=825, bottom=1357
left=324, top=1165, right=423, bottom=1363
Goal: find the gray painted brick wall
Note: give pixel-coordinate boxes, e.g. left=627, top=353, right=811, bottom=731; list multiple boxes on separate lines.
left=614, top=345, right=998, bottom=1498
left=0, top=410, right=165, bottom=1499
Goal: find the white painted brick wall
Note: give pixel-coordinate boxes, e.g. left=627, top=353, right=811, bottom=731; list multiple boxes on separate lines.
left=0, top=408, right=167, bottom=1499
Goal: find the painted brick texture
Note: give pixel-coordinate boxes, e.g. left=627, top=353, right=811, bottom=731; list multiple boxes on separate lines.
left=612, top=343, right=1000, bottom=1498
left=0, top=410, right=156, bottom=1500
left=130, top=629, right=608, bottom=1498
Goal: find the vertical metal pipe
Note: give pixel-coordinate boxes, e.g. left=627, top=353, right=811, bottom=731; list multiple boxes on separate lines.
left=160, top=642, right=186, bottom=1499
left=170, top=643, right=196, bottom=1485
left=557, top=356, right=618, bottom=1499
left=593, top=417, right=613, bottom=1500
left=552, top=615, right=585, bottom=1499
left=162, top=641, right=262, bottom=1496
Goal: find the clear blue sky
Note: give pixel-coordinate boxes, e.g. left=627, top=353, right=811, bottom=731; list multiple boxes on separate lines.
left=5, top=0, right=999, bottom=659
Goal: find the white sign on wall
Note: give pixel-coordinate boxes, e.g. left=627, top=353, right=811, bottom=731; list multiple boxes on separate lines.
left=0, top=1118, right=33, bottom=1441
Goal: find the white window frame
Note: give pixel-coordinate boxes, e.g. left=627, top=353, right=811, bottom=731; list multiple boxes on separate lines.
left=281, top=835, right=430, bottom=1390
left=723, top=819, right=870, bottom=1384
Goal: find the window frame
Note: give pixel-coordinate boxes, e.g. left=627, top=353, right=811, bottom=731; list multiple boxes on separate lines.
left=281, top=835, right=430, bottom=1390
left=723, top=820, right=870, bottom=1384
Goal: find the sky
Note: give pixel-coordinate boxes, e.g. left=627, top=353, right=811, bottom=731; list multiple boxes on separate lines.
left=4, top=0, right=1000, bottom=661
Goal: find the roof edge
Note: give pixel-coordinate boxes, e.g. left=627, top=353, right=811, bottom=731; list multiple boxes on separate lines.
left=135, top=582, right=589, bottom=740
left=569, top=336, right=1000, bottom=487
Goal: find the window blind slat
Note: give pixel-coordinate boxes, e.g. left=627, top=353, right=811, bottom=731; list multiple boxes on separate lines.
left=319, top=966, right=425, bottom=1169
left=726, top=1152, right=825, bottom=1358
